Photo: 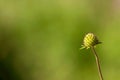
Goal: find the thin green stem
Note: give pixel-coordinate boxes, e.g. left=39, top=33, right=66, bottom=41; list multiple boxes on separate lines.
left=91, top=46, right=103, bottom=80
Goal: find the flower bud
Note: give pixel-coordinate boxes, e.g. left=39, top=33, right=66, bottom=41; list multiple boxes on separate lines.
left=80, top=33, right=101, bottom=49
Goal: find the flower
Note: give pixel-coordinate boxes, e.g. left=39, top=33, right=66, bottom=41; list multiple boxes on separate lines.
left=80, top=33, right=101, bottom=49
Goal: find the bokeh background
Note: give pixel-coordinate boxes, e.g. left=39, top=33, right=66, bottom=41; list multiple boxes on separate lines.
left=0, top=0, right=120, bottom=80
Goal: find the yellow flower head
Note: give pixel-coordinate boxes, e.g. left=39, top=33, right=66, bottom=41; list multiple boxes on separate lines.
left=80, top=33, right=101, bottom=49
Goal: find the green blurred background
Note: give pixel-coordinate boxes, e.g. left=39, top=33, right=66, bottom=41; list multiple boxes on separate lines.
left=0, top=0, right=120, bottom=80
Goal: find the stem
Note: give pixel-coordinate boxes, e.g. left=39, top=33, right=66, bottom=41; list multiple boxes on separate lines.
left=91, top=46, right=103, bottom=80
